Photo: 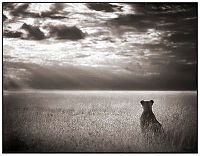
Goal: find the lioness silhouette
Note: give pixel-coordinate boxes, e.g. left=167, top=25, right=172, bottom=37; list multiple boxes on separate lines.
left=140, top=100, right=164, bottom=136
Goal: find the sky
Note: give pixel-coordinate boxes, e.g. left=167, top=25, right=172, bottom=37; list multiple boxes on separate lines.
left=3, top=3, right=197, bottom=90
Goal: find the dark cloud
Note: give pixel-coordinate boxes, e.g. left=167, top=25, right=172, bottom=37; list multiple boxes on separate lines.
left=10, top=3, right=29, bottom=16
left=3, top=30, right=22, bottom=38
left=3, top=23, right=85, bottom=41
left=130, top=3, right=197, bottom=16
left=110, top=3, right=197, bottom=33
left=21, top=23, right=45, bottom=40
left=48, top=25, right=85, bottom=40
left=3, top=14, right=8, bottom=22
left=165, top=31, right=197, bottom=43
left=87, top=3, right=122, bottom=12
left=3, top=3, right=15, bottom=10
left=157, top=18, right=197, bottom=34
left=158, top=63, right=197, bottom=90
left=109, top=14, right=157, bottom=32
left=39, top=14, right=66, bottom=19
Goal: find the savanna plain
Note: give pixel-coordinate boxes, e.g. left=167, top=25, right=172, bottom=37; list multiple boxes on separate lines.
left=3, top=91, right=197, bottom=152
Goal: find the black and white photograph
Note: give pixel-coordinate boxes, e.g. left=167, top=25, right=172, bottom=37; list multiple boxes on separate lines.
left=2, top=2, right=198, bottom=153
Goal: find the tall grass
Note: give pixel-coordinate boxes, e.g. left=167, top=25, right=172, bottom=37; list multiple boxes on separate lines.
left=3, top=91, right=197, bottom=152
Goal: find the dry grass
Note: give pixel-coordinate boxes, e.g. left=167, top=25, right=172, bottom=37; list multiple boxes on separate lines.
left=3, top=91, right=197, bottom=152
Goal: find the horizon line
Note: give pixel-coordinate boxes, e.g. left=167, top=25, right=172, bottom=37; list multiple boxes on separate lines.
left=3, top=89, right=197, bottom=92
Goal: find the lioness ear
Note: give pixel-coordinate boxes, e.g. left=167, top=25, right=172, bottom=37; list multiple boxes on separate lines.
left=150, top=100, right=154, bottom=104
left=140, top=100, right=144, bottom=105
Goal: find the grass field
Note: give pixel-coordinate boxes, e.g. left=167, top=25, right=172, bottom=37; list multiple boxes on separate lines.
left=3, top=91, right=197, bottom=152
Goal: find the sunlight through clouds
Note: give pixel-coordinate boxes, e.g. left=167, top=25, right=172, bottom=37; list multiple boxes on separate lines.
left=3, top=3, right=197, bottom=90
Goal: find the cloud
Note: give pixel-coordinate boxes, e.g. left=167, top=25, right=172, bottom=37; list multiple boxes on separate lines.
left=172, top=32, right=196, bottom=43
left=4, top=23, right=45, bottom=40
left=131, top=3, right=197, bottom=16
left=4, top=3, right=67, bottom=19
left=87, top=3, right=122, bottom=12
left=21, top=23, right=45, bottom=40
left=48, top=25, right=85, bottom=40
left=10, top=3, right=29, bottom=16
left=39, top=3, right=67, bottom=19
left=109, top=14, right=157, bottom=32
left=2, top=62, right=151, bottom=90
left=3, top=14, right=8, bottom=22
left=3, top=23, right=45, bottom=40
left=3, top=64, right=31, bottom=90
left=159, top=63, right=197, bottom=90
left=3, top=23, right=85, bottom=41
left=3, top=3, right=15, bottom=10
left=4, top=60, right=197, bottom=91
left=3, top=30, right=22, bottom=38
left=109, top=3, right=197, bottom=33
left=3, top=3, right=197, bottom=90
